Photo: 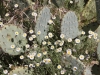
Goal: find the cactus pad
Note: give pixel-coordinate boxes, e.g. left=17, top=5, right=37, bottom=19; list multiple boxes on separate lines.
left=35, top=7, right=50, bottom=43
left=61, top=11, right=80, bottom=39
left=0, top=24, right=27, bottom=55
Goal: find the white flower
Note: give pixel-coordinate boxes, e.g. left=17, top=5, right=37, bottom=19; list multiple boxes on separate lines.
left=29, top=37, right=33, bottom=41
left=43, top=51, right=47, bottom=55
left=52, top=15, right=56, bottom=19
left=32, top=35, right=36, bottom=38
left=20, top=55, right=24, bottom=59
left=32, top=12, right=37, bottom=16
left=79, top=55, right=84, bottom=60
left=81, top=31, right=85, bottom=35
left=37, top=31, right=41, bottom=35
left=48, top=32, right=53, bottom=38
left=88, top=35, right=92, bottom=38
left=48, top=41, right=51, bottom=45
left=50, top=45, right=54, bottom=49
left=73, top=66, right=78, bottom=71
left=23, top=33, right=27, bottom=37
left=0, top=22, right=3, bottom=27
left=45, top=36, right=48, bottom=39
left=29, top=64, right=35, bottom=68
left=57, top=65, right=62, bottom=69
left=34, top=44, right=38, bottom=48
left=60, top=34, right=65, bottom=39
left=67, top=38, right=72, bottom=42
left=48, top=20, right=53, bottom=24
left=56, top=47, right=62, bottom=52
left=25, top=44, right=30, bottom=48
left=3, top=70, right=8, bottom=74
left=59, top=41, right=64, bottom=46
left=66, top=49, right=72, bottom=55
left=16, top=48, right=21, bottom=52
left=61, top=69, right=66, bottom=74
left=29, top=30, right=34, bottom=34
left=43, top=58, right=51, bottom=64
left=5, top=13, right=9, bottom=17
left=93, top=36, right=97, bottom=39
left=88, top=30, right=94, bottom=35
left=0, top=65, right=2, bottom=68
left=10, top=44, right=15, bottom=49
left=29, top=55, right=34, bottom=60
left=36, top=63, right=40, bottom=67
left=37, top=53, right=42, bottom=57
left=15, top=31, right=19, bottom=35
left=70, top=0, right=73, bottom=4
left=42, top=41, right=46, bottom=45
left=9, top=64, right=12, bottom=68
left=14, top=4, right=18, bottom=8
left=75, top=39, right=80, bottom=43
left=13, top=74, right=17, bottom=75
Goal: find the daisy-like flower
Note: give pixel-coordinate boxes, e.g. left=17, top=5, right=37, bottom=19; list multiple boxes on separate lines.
left=48, top=41, right=51, bottom=45
left=81, top=31, right=85, bottom=35
left=67, top=38, right=72, bottom=42
left=20, top=55, right=24, bottom=59
left=70, top=0, right=73, bottom=4
left=57, top=65, right=62, bottom=69
left=52, top=15, right=56, bottom=19
left=29, top=30, right=34, bottom=34
left=93, top=36, right=97, bottom=39
left=29, top=37, right=33, bottom=41
left=31, top=12, right=37, bottom=16
left=88, top=30, right=94, bottom=35
left=0, top=22, right=3, bottom=27
left=14, top=4, right=19, bottom=8
left=34, top=44, right=38, bottom=48
left=43, top=58, right=51, bottom=64
left=29, top=55, right=34, bottom=60
left=0, top=65, right=2, bottom=68
left=45, top=36, right=48, bottom=39
left=5, top=13, right=9, bottom=17
left=61, top=69, right=66, bottom=74
left=37, top=53, right=42, bottom=58
left=88, top=35, right=92, bottom=38
left=48, top=32, right=53, bottom=38
left=23, top=33, right=27, bottom=37
left=16, top=48, right=21, bottom=52
left=3, top=70, right=8, bottom=74
left=79, top=55, right=84, bottom=60
left=37, top=31, right=41, bottom=35
left=29, top=64, right=35, bottom=68
left=75, top=38, right=80, bottom=43
left=32, top=35, right=36, bottom=38
left=42, top=41, right=46, bottom=45
left=15, top=31, right=19, bottom=35
left=43, top=51, right=47, bottom=55
left=48, top=20, right=53, bottom=24
left=60, top=34, right=65, bottom=39
left=25, top=44, right=30, bottom=48
left=50, top=45, right=54, bottom=50
left=59, top=42, right=64, bottom=46
left=73, top=66, right=78, bottom=71
left=66, top=49, right=72, bottom=55
left=36, top=63, right=40, bottom=67
left=56, top=47, right=62, bottom=52
left=10, top=44, right=15, bottom=49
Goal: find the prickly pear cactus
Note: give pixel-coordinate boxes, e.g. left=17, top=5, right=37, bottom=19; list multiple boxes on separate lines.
left=61, top=11, right=80, bottom=39
left=9, top=66, right=33, bottom=75
left=35, top=7, right=50, bottom=43
left=63, top=55, right=85, bottom=75
left=0, top=24, right=27, bottom=55
left=97, top=26, right=100, bottom=60
left=82, top=0, right=96, bottom=21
